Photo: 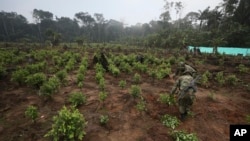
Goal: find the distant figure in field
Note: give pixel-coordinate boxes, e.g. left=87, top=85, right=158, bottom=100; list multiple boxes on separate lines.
left=136, top=54, right=144, bottom=63
left=93, top=51, right=109, bottom=71
left=196, top=47, right=201, bottom=55
left=192, top=47, right=201, bottom=55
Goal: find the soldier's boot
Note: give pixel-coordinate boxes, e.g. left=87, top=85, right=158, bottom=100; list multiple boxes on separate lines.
left=180, top=112, right=188, bottom=121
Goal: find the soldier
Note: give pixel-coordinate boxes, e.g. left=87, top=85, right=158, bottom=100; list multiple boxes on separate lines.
left=174, top=61, right=197, bottom=78
left=170, top=71, right=197, bottom=121
left=93, top=51, right=109, bottom=71
left=136, top=54, right=144, bottom=63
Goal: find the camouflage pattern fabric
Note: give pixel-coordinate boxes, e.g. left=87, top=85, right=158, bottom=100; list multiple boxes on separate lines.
left=175, top=64, right=197, bottom=78
left=178, top=88, right=195, bottom=114
left=171, top=75, right=196, bottom=114
left=184, top=65, right=196, bottom=75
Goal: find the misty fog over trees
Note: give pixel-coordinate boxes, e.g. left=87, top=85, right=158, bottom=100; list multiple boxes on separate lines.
left=0, top=0, right=250, bottom=48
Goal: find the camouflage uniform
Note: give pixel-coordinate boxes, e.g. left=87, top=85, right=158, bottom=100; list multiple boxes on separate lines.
left=171, top=74, right=196, bottom=120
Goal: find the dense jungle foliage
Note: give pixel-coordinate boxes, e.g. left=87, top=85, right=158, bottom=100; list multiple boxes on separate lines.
left=0, top=0, right=250, bottom=47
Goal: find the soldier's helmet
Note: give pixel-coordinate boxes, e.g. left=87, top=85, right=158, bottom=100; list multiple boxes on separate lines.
left=179, top=61, right=185, bottom=67
left=178, top=61, right=185, bottom=71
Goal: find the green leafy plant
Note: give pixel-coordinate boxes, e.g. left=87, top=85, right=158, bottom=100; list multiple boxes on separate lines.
left=226, top=74, right=238, bottom=86
left=11, top=68, right=29, bottom=85
left=168, top=56, right=176, bottom=65
left=98, top=78, right=105, bottom=90
left=119, top=62, right=132, bottom=73
left=39, top=76, right=60, bottom=98
left=78, top=65, right=87, bottom=74
left=136, top=99, right=147, bottom=112
left=99, top=115, right=109, bottom=125
left=78, top=81, right=83, bottom=88
left=95, top=63, right=105, bottom=73
left=25, top=105, right=38, bottom=123
left=65, top=58, right=76, bottom=72
left=68, top=92, right=87, bottom=107
left=148, top=69, right=157, bottom=82
left=133, top=73, right=141, bottom=84
left=238, top=64, right=248, bottom=74
left=76, top=73, right=84, bottom=84
left=118, top=80, right=126, bottom=89
left=99, top=91, right=108, bottom=102
left=156, top=68, right=171, bottom=80
left=204, top=70, right=212, bottom=78
left=55, top=70, right=67, bottom=84
left=161, top=114, right=180, bottom=129
left=195, top=60, right=204, bottom=65
left=170, top=130, right=199, bottom=141
left=133, top=62, right=147, bottom=73
left=130, top=85, right=141, bottom=99
left=215, top=71, right=225, bottom=86
left=25, top=61, right=47, bottom=74
left=45, top=106, right=87, bottom=141
left=200, top=73, right=209, bottom=87
left=109, top=64, right=120, bottom=77
left=95, top=71, right=104, bottom=83
left=80, top=56, right=88, bottom=68
left=25, top=72, right=47, bottom=89
left=159, top=93, right=176, bottom=106
left=53, top=56, right=64, bottom=67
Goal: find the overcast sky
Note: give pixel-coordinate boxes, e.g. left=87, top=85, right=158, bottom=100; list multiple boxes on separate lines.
left=0, top=0, right=222, bottom=26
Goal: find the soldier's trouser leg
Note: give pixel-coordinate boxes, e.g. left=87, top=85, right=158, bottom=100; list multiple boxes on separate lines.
left=178, top=90, right=195, bottom=120
left=179, top=105, right=188, bottom=120
left=179, top=105, right=187, bottom=114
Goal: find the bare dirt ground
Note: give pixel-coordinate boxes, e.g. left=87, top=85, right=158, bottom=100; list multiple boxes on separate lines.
left=0, top=49, right=250, bottom=141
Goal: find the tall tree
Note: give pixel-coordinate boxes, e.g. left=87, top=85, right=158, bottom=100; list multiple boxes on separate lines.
left=55, top=17, right=79, bottom=41
left=33, top=9, right=54, bottom=44
left=198, top=7, right=210, bottom=30
left=0, top=11, right=28, bottom=41
left=94, top=13, right=106, bottom=42
left=75, top=12, right=96, bottom=41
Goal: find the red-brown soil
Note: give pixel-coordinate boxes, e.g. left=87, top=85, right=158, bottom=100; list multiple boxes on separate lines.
left=0, top=48, right=250, bottom=141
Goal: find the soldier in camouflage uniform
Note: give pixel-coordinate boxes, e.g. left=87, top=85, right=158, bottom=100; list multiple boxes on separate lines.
left=174, top=61, right=197, bottom=78
left=170, top=71, right=196, bottom=120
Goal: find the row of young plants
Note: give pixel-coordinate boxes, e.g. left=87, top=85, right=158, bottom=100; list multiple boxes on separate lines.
left=12, top=48, right=248, bottom=141
left=21, top=48, right=234, bottom=141
left=159, top=93, right=199, bottom=141
left=104, top=52, right=180, bottom=117
left=25, top=104, right=88, bottom=141
left=107, top=52, right=174, bottom=84
left=24, top=51, right=89, bottom=140
left=25, top=50, right=109, bottom=141
left=200, top=70, right=242, bottom=88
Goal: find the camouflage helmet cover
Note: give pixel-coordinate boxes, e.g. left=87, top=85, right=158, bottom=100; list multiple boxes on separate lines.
left=179, top=61, right=185, bottom=67
left=178, top=61, right=185, bottom=71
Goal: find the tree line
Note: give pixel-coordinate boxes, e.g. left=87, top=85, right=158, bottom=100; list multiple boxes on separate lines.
left=0, top=0, right=249, bottom=48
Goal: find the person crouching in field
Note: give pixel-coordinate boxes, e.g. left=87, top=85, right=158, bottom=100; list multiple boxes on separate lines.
left=170, top=71, right=197, bottom=121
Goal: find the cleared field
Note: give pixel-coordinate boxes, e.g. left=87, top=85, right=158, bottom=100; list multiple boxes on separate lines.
left=0, top=45, right=250, bottom=141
